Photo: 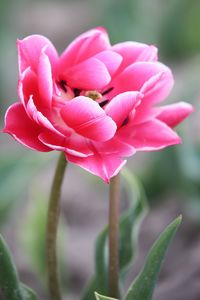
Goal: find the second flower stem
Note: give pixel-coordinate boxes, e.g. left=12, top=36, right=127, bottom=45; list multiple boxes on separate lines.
left=46, top=152, right=67, bottom=300
left=108, top=174, right=120, bottom=298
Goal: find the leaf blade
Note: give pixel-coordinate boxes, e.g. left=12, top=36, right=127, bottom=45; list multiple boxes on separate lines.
left=95, top=291, right=118, bottom=300
left=124, top=216, right=182, bottom=300
left=0, top=235, right=24, bottom=300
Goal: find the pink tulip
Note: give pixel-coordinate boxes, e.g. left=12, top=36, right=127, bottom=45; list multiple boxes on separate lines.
left=3, top=28, right=193, bottom=182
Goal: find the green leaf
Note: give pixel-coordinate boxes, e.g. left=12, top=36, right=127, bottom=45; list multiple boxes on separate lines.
left=20, top=284, right=38, bottom=300
left=95, top=291, right=118, bottom=300
left=124, top=216, right=182, bottom=300
left=0, top=234, right=24, bottom=300
left=0, top=234, right=38, bottom=300
left=82, top=168, right=147, bottom=300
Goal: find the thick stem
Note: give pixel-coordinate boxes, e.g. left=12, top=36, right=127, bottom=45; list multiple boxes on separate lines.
left=108, top=174, right=120, bottom=298
left=46, top=152, right=67, bottom=300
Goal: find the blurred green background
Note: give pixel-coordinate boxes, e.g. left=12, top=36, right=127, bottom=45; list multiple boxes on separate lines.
left=0, top=0, right=200, bottom=299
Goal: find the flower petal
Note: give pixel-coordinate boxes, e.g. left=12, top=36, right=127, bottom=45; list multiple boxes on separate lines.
left=38, top=51, right=53, bottom=109
left=60, top=96, right=117, bottom=141
left=64, top=57, right=111, bottom=90
left=118, top=119, right=181, bottom=151
left=94, top=50, right=122, bottom=76
left=59, top=27, right=110, bottom=71
left=105, top=91, right=142, bottom=127
left=112, top=42, right=158, bottom=72
left=94, top=137, right=136, bottom=157
left=3, top=103, right=51, bottom=151
left=66, top=151, right=126, bottom=183
left=17, top=35, right=58, bottom=74
left=109, top=62, right=174, bottom=105
left=18, top=67, right=39, bottom=108
left=39, top=131, right=93, bottom=157
left=26, top=97, right=61, bottom=135
left=156, top=102, right=194, bottom=128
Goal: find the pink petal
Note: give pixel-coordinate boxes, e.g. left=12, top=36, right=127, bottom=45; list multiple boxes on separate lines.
left=105, top=91, right=142, bottom=127
left=59, top=27, right=110, bottom=71
left=66, top=151, right=126, bottom=183
left=17, top=35, right=58, bottom=74
left=26, top=97, right=61, bottom=135
left=118, top=119, right=181, bottom=151
left=60, top=96, right=117, bottom=141
left=156, top=102, right=194, bottom=128
left=94, top=50, right=122, bottom=76
left=93, top=137, right=136, bottom=157
left=64, top=57, right=111, bottom=90
left=38, top=51, right=53, bottom=109
left=112, top=42, right=158, bottom=72
left=39, top=131, right=93, bottom=158
left=18, top=67, right=39, bottom=108
left=109, top=62, right=174, bottom=105
left=3, top=103, right=51, bottom=152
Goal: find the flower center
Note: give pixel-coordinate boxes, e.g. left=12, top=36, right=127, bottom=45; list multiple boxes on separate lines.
left=85, top=90, right=102, bottom=101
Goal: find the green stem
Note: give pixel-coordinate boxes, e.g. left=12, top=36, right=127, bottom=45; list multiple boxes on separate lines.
left=46, top=152, right=67, bottom=300
left=108, top=174, right=120, bottom=298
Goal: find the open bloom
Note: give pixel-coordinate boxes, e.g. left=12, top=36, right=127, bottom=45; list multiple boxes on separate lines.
left=3, top=28, right=193, bottom=182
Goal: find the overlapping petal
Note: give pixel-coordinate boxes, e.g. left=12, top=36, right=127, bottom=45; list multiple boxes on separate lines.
left=18, top=67, right=39, bottom=108
left=63, top=57, right=111, bottom=90
left=58, top=27, right=110, bottom=71
left=118, top=119, right=181, bottom=151
left=105, top=91, right=142, bottom=127
left=94, top=50, right=122, bottom=76
left=66, top=151, right=126, bottom=183
left=61, top=96, right=117, bottom=141
left=39, top=131, right=93, bottom=158
left=109, top=62, right=174, bottom=105
left=38, top=51, right=53, bottom=109
left=3, top=103, right=51, bottom=151
left=112, top=41, right=158, bottom=72
left=17, top=35, right=58, bottom=74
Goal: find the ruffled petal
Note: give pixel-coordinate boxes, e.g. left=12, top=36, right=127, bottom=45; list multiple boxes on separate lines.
left=39, top=131, right=92, bottom=157
left=64, top=57, right=111, bottom=90
left=3, top=103, right=51, bottom=151
left=94, top=50, right=122, bottom=76
left=18, top=67, right=39, bottom=108
left=66, top=151, right=126, bottom=183
left=59, top=27, right=110, bottom=71
left=60, top=96, right=117, bottom=141
left=118, top=119, right=181, bottom=151
left=112, top=42, right=158, bottom=72
left=109, top=62, right=174, bottom=105
left=26, top=97, right=61, bottom=135
left=93, top=137, right=136, bottom=157
left=17, top=35, right=58, bottom=74
left=156, top=102, right=194, bottom=128
left=105, top=91, right=142, bottom=127
left=38, top=51, right=53, bottom=109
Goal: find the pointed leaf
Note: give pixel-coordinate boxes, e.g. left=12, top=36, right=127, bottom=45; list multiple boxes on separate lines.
left=0, top=235, right=24, bottom=300
left=95, top=291, right=118, bottom=300
left=20, top=284, right=38, bottom=300
left=124, top=216, right=182, bottom=300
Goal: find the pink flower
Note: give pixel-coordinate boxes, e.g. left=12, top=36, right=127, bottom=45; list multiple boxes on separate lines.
left=3, top=28, right=193, bottom=182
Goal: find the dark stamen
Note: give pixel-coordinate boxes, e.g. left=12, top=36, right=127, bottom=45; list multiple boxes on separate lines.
left=59, top=80, right=67, bottom=92
left=121, top=117, right=129, bottom=127
left=102, top=87, right=114, bottom=96
left=73, top=88, right=81, bottom=97
left=99, top=99, right=109, bottom=107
